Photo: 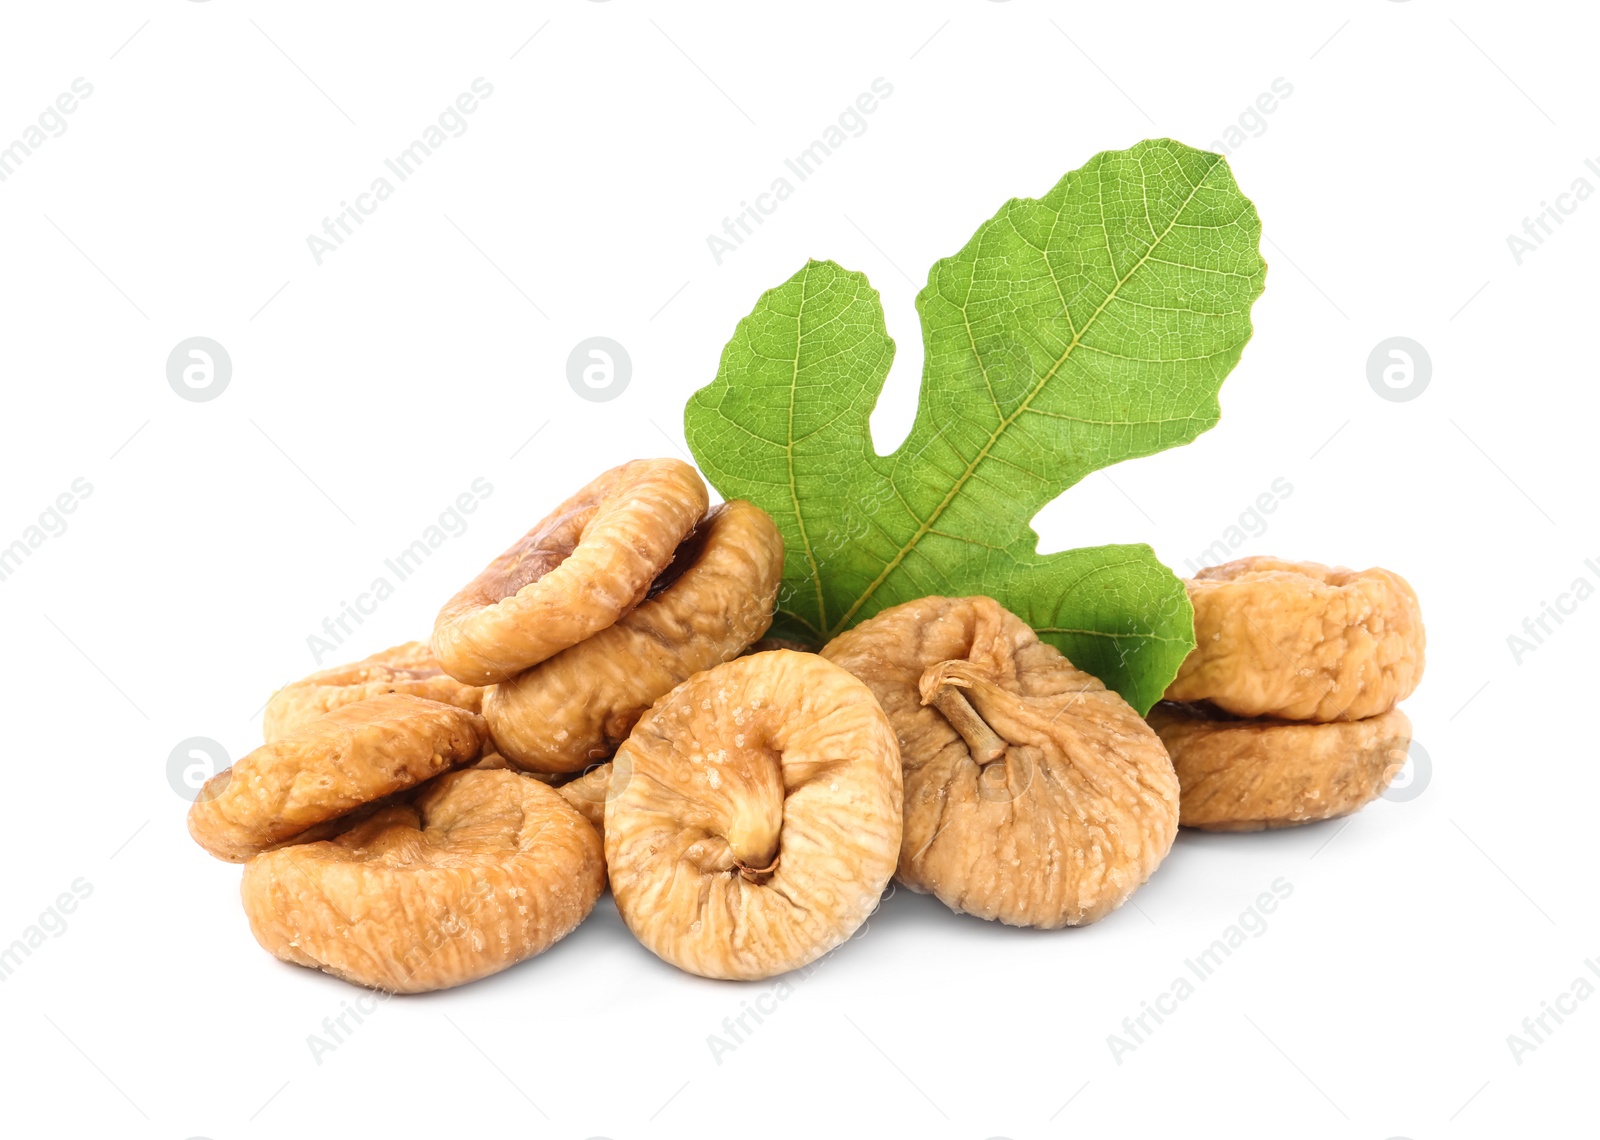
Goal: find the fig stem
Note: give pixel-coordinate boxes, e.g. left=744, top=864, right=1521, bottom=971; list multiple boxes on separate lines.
left=930, top=684, right=1007, bottom=764
left=734, top=854, right=780, bottom=882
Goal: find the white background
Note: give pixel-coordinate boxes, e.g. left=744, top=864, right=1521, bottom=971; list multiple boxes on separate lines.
left=0, top=2, right=1594, bottom=1137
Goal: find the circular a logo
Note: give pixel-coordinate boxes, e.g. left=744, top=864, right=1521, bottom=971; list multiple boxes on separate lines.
left=168, top=737, right=231, bottom=802
left=167, top=337, right=232, bottom=402
left=596, top=758, right=634, bottom=815
left=1381, top=739, right=1431, bottom=803
left=566, top=337, right=631, bottom=403
left=1366, top=336, right=1430, bottom=402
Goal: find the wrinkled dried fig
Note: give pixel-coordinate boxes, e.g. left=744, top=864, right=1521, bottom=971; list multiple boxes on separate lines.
left=823, top=596, right=1178, bottom=929
left=484, top=501, right=783, bottom=772
left=1147, top=701, right=1411, bottom=831
left=605, top=651, right=901, bottom=980
left=241, top=769, right=604, bottom=992
left=1165, top=557, right=1425, bottom=722
left=432, top=458, right=708, bottom=684
left=557, top=762, right=611, bottom=844
left=188, top=693, right=486, bottom=862
left=263, top=641, right=483, bottom=743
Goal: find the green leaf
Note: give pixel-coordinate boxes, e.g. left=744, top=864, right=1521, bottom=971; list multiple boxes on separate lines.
left=685, top=139, right=1266, bottom=712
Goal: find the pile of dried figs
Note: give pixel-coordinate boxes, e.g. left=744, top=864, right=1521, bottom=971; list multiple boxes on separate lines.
left=189, top=459, right=1425, bottom=992
left=1150, top=556, right=1424, bottom=831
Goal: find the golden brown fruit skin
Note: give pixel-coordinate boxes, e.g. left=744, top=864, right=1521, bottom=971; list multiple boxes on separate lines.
left=432, top=459, right=708, bottom=685
left=557, top=763, right=611, bottom=845
left=188, top=694, right=487, bottom=862
left=1147, top=701, right=1411, bottom=831
left=263, top=642, right=484, bottom=743
left=823, top=596, right=1178, bottom=929
left=240, top=770, right=604, bottom=992
left=1164, top=557, right=1425, bottom=722
left=606, top=652, right=902, bottom=981
left=484, top=501, right=783, bottom=773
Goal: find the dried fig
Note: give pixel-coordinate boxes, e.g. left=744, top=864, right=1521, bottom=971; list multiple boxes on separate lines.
left=432, top=458, right=708, bottom=684
left=1164, top=557, right=1425, bottom=722
left=240, top=769, right=604, bottom=992
left=1147, top=701, right=1411, bottom=831
left=483, top=501, right=783, bottom=772
left=557, top=762, right=611, bottom=844
left=605, top=651, right=901, bottom=980
left=823, top=596, right=1178, bottom=928
left=263, top=641, right=483, bottom=743
left=188, top=693, right=486, bottom=862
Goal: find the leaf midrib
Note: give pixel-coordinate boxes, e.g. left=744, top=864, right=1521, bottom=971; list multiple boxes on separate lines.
left=786, top=261, right=826, bottom=636
left=826, top=155, right=1222, bottom=638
